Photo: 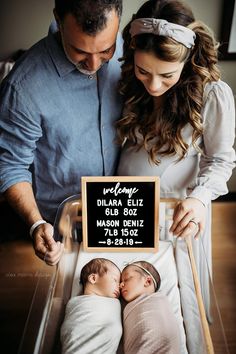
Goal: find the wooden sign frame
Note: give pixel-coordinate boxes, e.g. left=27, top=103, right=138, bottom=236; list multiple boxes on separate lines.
left=81, top=176, right=160, bottom=252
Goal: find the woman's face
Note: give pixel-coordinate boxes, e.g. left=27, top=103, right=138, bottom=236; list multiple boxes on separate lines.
left=134, top=50, right=184, bottom=97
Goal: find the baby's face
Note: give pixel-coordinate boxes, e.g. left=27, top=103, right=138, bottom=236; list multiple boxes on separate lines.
left=96, top=264, right=121, bottom=298
left=120, top=266, right=146, bottom=302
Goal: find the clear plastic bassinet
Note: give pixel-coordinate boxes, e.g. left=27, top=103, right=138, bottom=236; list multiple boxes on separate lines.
left=18, top=194, right=229, bottom=354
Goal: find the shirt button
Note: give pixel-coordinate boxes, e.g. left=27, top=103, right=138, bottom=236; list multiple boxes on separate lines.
left=88, top=75, right=94, bottom=80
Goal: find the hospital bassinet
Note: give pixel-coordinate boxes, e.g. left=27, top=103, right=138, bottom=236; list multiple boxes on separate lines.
left=18, top=195, right=229, bottom=354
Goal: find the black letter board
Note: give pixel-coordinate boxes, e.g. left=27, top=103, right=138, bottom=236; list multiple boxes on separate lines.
left=81, top=176, right=160, bottom=252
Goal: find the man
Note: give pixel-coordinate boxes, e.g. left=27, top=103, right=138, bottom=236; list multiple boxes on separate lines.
left=0, top=0, right=123, bottom=264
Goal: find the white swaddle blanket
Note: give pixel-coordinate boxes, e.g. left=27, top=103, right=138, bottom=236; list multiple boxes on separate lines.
left=60, top=295, right=122, bottom=354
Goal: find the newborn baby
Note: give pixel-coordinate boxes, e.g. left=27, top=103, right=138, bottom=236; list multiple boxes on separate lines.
left=61, top=258, right=122, bottom=354
left=120, top=261, right=181, bottom=354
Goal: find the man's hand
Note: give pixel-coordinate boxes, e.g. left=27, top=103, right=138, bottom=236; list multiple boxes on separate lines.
left=32, top=223, right=64, bottom=265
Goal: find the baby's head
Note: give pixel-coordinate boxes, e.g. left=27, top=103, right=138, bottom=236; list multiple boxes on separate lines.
left=120, top=261, right=161, bottom=302
left=80, top=258, right=121, bottom=298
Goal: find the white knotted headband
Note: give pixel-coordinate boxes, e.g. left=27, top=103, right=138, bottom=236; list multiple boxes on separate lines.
left=130, top=18, right=196, bottom=49
left=126, top=262, right=158, bottom=290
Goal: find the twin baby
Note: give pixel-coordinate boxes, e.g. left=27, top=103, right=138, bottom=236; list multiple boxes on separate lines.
left=61, top=258, right=181, bottom=354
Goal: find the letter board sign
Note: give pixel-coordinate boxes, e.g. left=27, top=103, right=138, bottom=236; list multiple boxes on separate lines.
left=81, top=176, right=160, bottom=252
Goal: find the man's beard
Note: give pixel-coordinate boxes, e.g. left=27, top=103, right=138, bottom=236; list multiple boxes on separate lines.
left=75, top=62, right=100, bottom=75
left=61, top=33, right=103, bottom=75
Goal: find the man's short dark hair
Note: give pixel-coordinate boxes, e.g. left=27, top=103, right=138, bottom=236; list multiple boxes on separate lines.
left=55, top=0, right=123, bottom=34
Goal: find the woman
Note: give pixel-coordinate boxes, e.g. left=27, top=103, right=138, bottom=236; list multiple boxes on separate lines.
left=116, top=0, right=235, bottom=315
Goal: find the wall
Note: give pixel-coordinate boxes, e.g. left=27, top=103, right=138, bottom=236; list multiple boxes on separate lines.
left=0, top=0, right=236, bottom=190
left=0, top=0, right=54, bottom=60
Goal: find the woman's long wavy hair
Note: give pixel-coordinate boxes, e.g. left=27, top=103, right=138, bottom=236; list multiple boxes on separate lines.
left=116, top=0, right=220, bottom=164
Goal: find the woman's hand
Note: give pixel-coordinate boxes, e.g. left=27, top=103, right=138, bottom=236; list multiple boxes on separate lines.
left=169, top=197, right=206, bottom=239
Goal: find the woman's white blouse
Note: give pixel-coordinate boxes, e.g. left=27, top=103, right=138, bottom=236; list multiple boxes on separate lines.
left=117, top=80, right=235, bottom=206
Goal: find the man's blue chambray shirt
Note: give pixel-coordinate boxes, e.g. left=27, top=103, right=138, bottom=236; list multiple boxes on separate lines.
left=0, top=24, right=123, bottom=222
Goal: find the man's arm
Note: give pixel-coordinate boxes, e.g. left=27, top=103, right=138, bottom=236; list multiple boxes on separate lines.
left=5, top=181, right=43, bottom=226
left=4, top=182, right=64, bottom=265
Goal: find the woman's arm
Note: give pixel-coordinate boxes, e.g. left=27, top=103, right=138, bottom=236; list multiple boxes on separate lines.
left=170, top=81, right=235, bottom=238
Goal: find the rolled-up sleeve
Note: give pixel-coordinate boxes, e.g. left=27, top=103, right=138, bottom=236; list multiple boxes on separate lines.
left=0, top=81, right=42, bottom=192
left=188, top=81, right=236, bottom=205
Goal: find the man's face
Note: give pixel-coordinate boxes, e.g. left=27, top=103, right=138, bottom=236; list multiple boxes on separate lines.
left=58, top=10, right=119, bottom=74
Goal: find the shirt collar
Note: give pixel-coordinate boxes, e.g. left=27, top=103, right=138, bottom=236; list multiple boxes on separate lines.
left=46, top=21, right=78, bottom=77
